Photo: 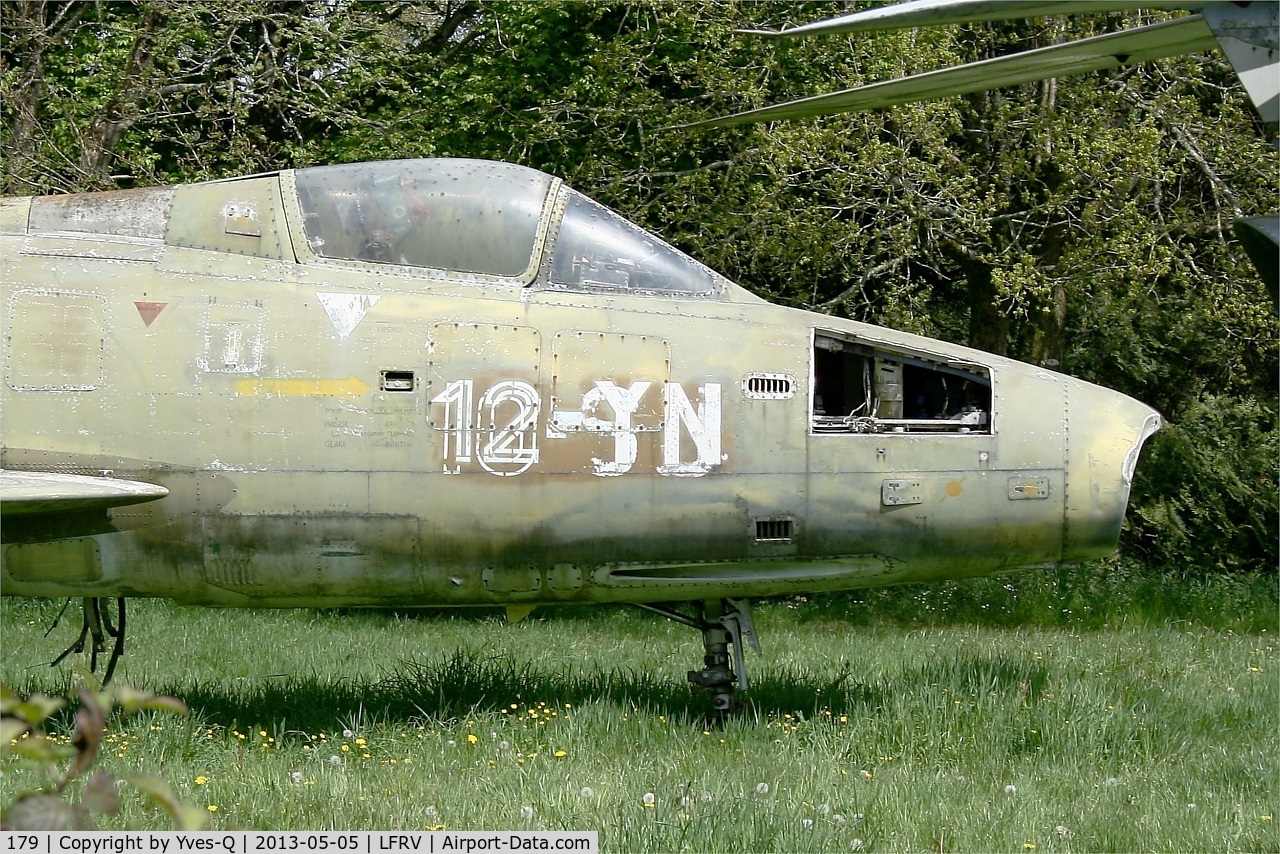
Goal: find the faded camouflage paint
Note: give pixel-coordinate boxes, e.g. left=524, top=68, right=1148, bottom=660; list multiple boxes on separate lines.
left=0, top=160, right=1159, bottom=608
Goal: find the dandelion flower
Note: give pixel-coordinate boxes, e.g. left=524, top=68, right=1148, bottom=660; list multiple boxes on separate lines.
left=554, top=749, right=567, bottom=757
left=194, top=776, right=208, bottom=786
left=520, top=806, right=534, bottom=821
left=755, top=783, right=770, bottom=795
left=207, top=805, right=219, bottom=813
left=467, top=734, right=478, bottom=744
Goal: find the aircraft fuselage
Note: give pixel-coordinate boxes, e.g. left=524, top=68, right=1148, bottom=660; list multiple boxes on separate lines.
left=0, top=159, right=1160, bottom=609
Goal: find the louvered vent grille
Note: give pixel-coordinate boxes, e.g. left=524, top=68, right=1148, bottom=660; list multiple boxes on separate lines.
left=742, top=372, right=797, bottom=400
left=755, top=519, right=794, bottom=542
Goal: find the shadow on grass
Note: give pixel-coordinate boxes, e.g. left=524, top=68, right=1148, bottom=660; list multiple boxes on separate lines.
left=164, top=649, right=887, bottom=734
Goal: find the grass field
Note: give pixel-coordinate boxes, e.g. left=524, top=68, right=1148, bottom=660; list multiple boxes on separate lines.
left=3, top=565, right=1277, bottom=852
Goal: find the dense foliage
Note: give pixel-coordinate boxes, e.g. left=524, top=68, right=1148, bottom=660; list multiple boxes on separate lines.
left=3, top=0, right=1275, bottom=576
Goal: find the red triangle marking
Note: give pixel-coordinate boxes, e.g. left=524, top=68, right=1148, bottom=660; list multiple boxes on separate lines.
left=135, top=301, right=167, bottom=327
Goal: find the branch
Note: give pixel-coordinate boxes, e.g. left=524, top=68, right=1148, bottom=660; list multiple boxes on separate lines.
left=814, top=256, right=907, bottom=312
left=1113, top=80, right=1241, bottom=220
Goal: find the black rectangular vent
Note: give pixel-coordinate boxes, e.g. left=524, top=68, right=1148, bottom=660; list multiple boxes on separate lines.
left=380, top=370, right=415, bottom=392
left=755, top=518, right=794, bottom=542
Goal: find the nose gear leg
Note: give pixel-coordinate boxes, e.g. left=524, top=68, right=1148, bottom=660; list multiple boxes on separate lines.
left=637, top=597, right=762, bottom=711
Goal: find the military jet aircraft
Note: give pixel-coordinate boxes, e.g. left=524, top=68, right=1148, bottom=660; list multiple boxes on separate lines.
left=0, top=155, right=1160, bottom=707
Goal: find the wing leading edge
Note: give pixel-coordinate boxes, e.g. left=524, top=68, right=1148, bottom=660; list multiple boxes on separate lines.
left=685, top=15, right=1217, bottom=129
left=0, top=469, right=168, bottom=517
left=736, top=0, right=1205, bottom=38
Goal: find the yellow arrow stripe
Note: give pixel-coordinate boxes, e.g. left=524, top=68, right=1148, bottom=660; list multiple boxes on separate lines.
left=233, top=375, right=372, bottom=400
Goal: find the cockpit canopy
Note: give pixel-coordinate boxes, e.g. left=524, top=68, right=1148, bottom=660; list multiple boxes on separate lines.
left=294, top=160, right=551, bottom=278
left=293, top=159, right=724, bottom=296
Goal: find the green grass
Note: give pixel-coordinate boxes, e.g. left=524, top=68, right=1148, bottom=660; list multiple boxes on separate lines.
left=3, top=565, right=1277, bottom=852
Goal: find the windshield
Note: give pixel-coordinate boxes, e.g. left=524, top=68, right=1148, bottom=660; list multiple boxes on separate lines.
left=548, top=191, right=720, bottom=295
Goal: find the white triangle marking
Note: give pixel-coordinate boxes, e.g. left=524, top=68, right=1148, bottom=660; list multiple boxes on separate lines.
left=317, top=292, right=381, bottom=340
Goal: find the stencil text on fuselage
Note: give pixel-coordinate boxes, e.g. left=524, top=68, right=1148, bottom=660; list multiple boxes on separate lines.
left=431, top=380, right=723, bottom=477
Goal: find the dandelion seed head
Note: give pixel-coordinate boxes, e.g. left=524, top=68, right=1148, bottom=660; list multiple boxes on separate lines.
left=343, top=729, right=354, bottom=738
left=1187, top=803, right=1197, bottom=810
left=1056, top=826, right=1073, bottom=839
left=643, top=792, right=656, bottom=807
left=755, top=783, right=770, bottom=795
left=580, top=787, right=594, bottom=799
left=850, top=839, right=864, bottom=852
left=1005, top=785, right=1018, bottom=794
left=520, top=805, right=534, bottom=821
left=500, top=741, right=510, bottom=750
left=818, top=803, right=831, bottom=815
left=329, top=754, right=342, bottom=765
left=290, top=771, right=303, bottom=784
left=425, top=806, right=439, bottom=818
left=833, top=814, right=846, bottom=826
left=447, top=740, right=456, bottom=747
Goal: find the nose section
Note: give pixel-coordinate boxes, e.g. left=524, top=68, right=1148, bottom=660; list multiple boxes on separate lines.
left=1062, top=381, right=1161, bottom=562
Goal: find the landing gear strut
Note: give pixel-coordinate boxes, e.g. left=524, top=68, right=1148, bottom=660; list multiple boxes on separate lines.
left=639, top=598, right=761, bottom=710
left=47, top=597, right=127, bottom=684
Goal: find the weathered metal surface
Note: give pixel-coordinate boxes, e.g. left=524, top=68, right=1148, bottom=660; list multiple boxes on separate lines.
left=0, top=158, right=1160, bottom=610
